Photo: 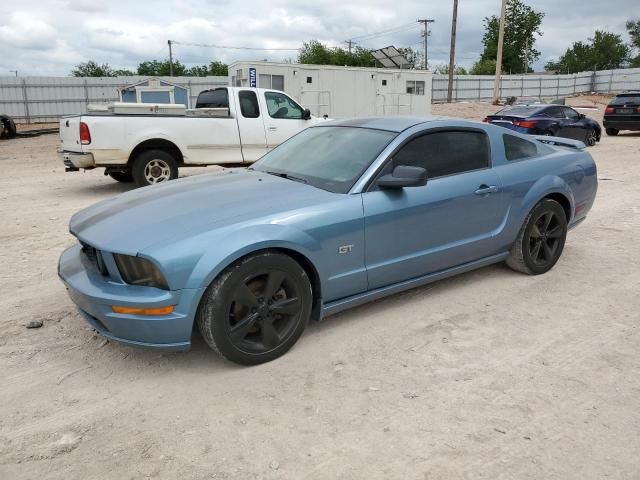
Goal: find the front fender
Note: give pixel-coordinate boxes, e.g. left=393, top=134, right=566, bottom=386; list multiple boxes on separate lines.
left=166, top=223, right=324, bottom=292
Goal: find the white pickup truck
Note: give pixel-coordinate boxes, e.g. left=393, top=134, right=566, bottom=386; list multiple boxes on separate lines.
left=58, top=87, right=325, bottom=186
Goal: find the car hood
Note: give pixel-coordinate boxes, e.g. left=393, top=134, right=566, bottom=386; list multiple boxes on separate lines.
left=70, top=169, right=337, bottom=254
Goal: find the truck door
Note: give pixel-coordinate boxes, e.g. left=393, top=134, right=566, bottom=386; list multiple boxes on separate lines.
left=260, top=91, right=310, bottom=150
left=235, top=90, right=268, bottom=162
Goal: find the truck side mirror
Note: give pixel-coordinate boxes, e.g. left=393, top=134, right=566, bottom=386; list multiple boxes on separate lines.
left=303, top=108, right=311, bottom=120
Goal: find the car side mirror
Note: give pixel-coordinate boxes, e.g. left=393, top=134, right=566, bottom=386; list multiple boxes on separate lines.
left=303, top=108, right=311, bottom=120
left=377, top=165, right=427, bottom=189
left=579, top=113, right=586, bottom=119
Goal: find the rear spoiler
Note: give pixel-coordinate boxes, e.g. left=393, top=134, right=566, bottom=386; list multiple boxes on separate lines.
left=532, top=135, right=586, bottom=150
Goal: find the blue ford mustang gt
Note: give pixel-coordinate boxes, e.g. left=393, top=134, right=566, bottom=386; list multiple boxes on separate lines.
left=59, top=117, right=598, bottom=364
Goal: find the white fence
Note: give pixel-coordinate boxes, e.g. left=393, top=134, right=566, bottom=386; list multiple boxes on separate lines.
left=432, top=67, right=640, bottom=103
left=0, top=76, right=228, bottom=123
left=1, top=68, right=639, bottom=122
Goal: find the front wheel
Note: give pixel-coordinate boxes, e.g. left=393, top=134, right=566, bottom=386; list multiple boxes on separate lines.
left=584, top=128, right=597, bottom=146
left=605, top=127, right=619, bottom=136
left=132, top=150, right=178, bottom=187
left=196, top=252, right=313, bottom=365
left=506, top=199, right=568, bottom=275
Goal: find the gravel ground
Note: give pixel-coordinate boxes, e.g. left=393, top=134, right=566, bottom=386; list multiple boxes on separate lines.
left=1, top=100, right=639, bottom=480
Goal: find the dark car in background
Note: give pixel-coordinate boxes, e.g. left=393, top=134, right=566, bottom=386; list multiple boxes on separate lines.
left=483, top=105, right=601, bottom=146
left=603, top=92, right=640, bottom=136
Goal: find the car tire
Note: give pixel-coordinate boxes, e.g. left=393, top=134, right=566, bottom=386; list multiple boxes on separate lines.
left=605, top=127, right=619, bottom=136
left=584, top=128, right=597, bottom=147
left=132, top=150, right=178, bottom=187
left=506, top=199, right=567, bottom=275
left=196, top=252, right=313, bottom=365
left=108, top=171, right=134, bottom=183
left=0, top=115, right=17, bottom=139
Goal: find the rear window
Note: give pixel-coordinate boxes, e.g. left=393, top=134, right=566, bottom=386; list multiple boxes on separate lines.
left=610, top=95, right=640, bottom=105
left=196, top=88, right=229, bottom=108
left=503, top=134, right=538, bottom=161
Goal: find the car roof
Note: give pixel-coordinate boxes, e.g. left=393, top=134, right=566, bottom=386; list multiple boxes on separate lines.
left=317, top=116, right=443, bottom=132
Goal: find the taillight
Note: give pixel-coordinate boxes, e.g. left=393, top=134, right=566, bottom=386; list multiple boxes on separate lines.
left=482, top=117, right=490, bottom=123
left=79, top=122, right=91, bottom=145
left=605, top=107, right=615, bottom=114
left=513, top=120, right=537, bottom=129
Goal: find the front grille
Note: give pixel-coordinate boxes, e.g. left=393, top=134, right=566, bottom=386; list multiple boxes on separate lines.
left=80, top=242, right=109, bottom=276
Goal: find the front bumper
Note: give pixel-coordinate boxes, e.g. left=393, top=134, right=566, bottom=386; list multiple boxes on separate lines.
left=58, top=149, right=95, bottom=169
left=58, top=244, right=205, bottom=351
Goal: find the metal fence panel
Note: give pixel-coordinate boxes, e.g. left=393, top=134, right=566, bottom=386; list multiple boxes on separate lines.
left=1, top=69, right=639, bottom=122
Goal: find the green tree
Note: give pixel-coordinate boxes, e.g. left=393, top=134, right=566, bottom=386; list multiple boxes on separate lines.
left=136, top=59, right=188, bottom=76
left=208, top=61, right=228, bottom=76
left=112, top=68, right=136, bottom=76
left=71, top=61, right=114, bottom=77
left=298, top=40, right=375, bottom=67
left=433, top=64, right=468, bottom=75
left=470, top=58, right=497, bottom=75
left=397, top=47, right=424, bottom=69
left=477, top=0, right=544, bottom=74
left=627, top=19, right=640, bottom=67
left=545, top=31, right=630, bottom=72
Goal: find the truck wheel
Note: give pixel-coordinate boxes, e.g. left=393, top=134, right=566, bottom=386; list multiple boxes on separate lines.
left=605, top=128, right=619, bottom=136
left=506, top=199, right=567, bottom=275
left=132, top=150, right=178, bottom=187
left=108, top=171, right=134, bottom=183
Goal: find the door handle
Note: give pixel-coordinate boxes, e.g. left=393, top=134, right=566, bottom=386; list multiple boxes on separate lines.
left=474, top=185, right=498, bottom=195
left=267, top=126, right=278, bottom=131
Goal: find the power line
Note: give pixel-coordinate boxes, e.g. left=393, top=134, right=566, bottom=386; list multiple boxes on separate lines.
left=348, top=23, right=421, bottom=44
left=169, top=40, right=301, bottom=51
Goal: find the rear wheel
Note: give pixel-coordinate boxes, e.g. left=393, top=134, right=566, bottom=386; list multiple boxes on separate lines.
left=196, top=252, right=312, bottom=365
left=0, top=115, right=17, bottom=139
left=506, top=199, right=568, bottom=275
left=584, top=128, right=597, bottom=146
left=108, top=171, right=134, bottom=183
left=605, top=127, right=619, bottom=136
left=132, top=149, right=178, bottom=187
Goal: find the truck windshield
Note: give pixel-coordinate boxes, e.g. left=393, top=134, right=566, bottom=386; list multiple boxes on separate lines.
left=251, top=126, right=396, bottom=194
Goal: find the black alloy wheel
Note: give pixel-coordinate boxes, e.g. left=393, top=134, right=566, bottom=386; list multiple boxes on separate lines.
left=584, top=129, right=597, bottom=146
left=506, top=199, right=568, bottom=275
left=196, top=252, right=312, bottom=365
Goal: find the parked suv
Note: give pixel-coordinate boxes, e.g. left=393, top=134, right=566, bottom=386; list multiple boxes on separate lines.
left=604, top=92, right=640, bottom=136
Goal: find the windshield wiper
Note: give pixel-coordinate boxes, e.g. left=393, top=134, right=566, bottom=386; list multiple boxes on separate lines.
left=263, top=170, right=308, bottom=184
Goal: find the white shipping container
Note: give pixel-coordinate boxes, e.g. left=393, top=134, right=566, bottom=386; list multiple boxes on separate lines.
left=228, top=61, right=433, bottom=118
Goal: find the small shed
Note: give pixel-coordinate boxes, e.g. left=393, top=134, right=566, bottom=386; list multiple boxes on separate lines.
left=119, top=77, right=190, bottom=107
left=228, top=61, right=432, bottom=118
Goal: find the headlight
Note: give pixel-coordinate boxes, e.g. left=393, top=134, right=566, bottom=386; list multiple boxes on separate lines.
left=114, top=254, right=169, bottom=290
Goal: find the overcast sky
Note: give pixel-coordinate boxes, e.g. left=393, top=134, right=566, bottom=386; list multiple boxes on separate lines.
left=0, top=0, right=637, bottom=76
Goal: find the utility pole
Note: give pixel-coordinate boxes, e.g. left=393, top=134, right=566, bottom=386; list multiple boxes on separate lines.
left=447, top=0, right=458, bottom=103
left=348, top=39, right=352, bottom=54
left=168, top=40, right=174, bottom=77
left=492, top=0, right=507, bottom=104
left=417, top=19, right=435, bottom=70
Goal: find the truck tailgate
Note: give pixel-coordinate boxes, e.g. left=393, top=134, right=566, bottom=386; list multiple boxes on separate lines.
left=59, top=116, right=82, bottom=152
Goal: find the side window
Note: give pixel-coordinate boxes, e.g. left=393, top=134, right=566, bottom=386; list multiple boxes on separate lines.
left=238, top=90, right=260, bottom=118
left=545, top=106, right=563, bottom=119
left=393, top=130, right=490, bottom=178
left=503, top=134, right=538, bottom=161
left=563, top=107, right=579, bottom=120
left=406, top=80, right=425, bottom=95
left=264, top=92, right=304, bottom=119
left=195, top=88, right=228, bottom=108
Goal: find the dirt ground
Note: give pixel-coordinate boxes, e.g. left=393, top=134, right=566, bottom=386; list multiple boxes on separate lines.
left=1, top=100, right=639, bottom=480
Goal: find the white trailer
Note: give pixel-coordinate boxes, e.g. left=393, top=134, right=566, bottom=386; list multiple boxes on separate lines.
left=229, top=61, right=432, bottom=118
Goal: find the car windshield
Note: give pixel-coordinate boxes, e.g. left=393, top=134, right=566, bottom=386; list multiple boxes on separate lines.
left=251, top=126, right=397, bottom=193
left=610, top=95, right=640, bottom=105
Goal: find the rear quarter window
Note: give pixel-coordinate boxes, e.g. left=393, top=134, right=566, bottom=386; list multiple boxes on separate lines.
left=503, top=134, right=539, bottom=161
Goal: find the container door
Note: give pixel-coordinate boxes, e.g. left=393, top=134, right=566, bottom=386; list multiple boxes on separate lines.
left=235, top=90, right=268, bottom=162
